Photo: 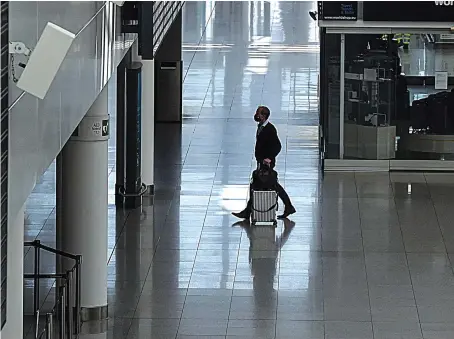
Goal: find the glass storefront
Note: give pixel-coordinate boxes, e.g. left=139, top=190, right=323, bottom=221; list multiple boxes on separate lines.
left=320, top=30, right=454, bottom=171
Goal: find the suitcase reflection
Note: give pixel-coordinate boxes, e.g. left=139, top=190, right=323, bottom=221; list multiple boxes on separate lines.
left=241, top=219, right=295, bottom=293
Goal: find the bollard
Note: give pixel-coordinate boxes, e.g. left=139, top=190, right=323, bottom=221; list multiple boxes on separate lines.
left=34, top=242, right=41, bottom=317
left=35, top=309, right=40, bottom=339
left=45, top=313, right=53, bottom=339
left=75, top=259, right=82, bottom=334
left=60, top=285, right=66, bottom=339
left=66, top=272, right=73, bottom=338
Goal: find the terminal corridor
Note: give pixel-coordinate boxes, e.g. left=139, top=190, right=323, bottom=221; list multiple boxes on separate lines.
left=22, top=2, right=454, bottom=339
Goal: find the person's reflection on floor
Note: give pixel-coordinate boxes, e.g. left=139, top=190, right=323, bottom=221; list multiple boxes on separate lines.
left=232, top=219, right=295, bottom=320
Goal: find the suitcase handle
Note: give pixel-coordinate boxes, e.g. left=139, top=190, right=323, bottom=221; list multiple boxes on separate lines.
left=251, top=195, right=278, bottom=213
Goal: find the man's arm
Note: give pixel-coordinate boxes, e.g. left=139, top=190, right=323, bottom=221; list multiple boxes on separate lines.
left=268, top=126, right=281, bottom=159
left=262, top=125, right=281, bottom=165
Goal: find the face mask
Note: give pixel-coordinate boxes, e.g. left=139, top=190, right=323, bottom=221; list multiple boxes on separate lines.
left=254, top=114, right=261, bottom=122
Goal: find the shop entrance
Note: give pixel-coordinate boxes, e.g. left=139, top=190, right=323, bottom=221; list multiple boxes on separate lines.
left=320, top=27, right=454, bottom=171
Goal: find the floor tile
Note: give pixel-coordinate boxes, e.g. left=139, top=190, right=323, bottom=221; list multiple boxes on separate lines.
left=227, top=319, right=276, bottom=338
left=373, top=321, right=423, bottom=339
left=324, top=321, right=373, bottom=339
left=275, top=320, right=324, bottom=339
left=421, top=323, right=454, bottom=339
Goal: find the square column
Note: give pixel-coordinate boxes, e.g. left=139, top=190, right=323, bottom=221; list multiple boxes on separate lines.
left=141, top=59, right=155, bottom=194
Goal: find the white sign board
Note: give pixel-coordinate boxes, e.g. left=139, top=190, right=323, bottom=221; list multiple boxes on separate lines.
left=71, top=115, right=110, bottom=142
left=363, top=68, right=377, bottom=82
left=435, top=71, right=449, bottom=90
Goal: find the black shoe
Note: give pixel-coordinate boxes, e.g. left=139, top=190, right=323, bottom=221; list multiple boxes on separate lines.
left=232, top=210, right=250, bottom=220
left=278, top=205, right=296, bottom=219
left=232, top=220, right=250, bottom=228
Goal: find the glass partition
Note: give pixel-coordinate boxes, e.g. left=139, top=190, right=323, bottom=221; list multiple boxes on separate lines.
left=320, top=32, right=341, bottom=159
left=321, top=32, right=454, bottom=167
left=343, top=34, right=398, bottom=160
left=396, top=34, right=454, bottom=161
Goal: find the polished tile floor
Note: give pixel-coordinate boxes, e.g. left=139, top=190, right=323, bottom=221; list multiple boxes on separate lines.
left=22, top=2, right=454, bottom=339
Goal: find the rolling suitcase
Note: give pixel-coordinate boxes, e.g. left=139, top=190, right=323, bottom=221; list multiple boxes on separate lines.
left=250, top=162, right=279, bottom=226
left=251, top=190, right=278, bottom=226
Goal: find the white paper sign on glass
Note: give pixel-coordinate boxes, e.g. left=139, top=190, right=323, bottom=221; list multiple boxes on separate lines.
left=435, top=71, right=449, bottom=90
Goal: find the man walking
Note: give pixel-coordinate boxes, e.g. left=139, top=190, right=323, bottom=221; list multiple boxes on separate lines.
left=232, top=106, right=296, bottom=220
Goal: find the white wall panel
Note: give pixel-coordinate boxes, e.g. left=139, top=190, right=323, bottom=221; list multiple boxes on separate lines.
left=8, top=2, right=136, bottom=220
left=1, top=205, right=24, bottom=339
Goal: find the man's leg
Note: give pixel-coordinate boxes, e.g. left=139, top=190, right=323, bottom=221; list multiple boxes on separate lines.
left=232, top=184, right=253, bottom=219
left=275, top=183, right=296, bottom=219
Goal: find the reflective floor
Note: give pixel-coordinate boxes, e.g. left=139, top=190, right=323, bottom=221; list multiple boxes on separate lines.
left=22, top=2, right=454, bottom=339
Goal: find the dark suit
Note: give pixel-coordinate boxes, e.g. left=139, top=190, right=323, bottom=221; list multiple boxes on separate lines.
left=255, top=122, right=281, bottom=168
left=245, top=122, right=292, bottom=212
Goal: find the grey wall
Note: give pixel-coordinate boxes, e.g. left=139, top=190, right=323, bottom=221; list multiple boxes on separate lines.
left=8, top=1, right=136, bottom=220
left=0, top=1, right=8, bottom=330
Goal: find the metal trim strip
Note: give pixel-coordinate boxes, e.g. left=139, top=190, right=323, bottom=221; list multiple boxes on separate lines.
left=390, top=160, right=454, bottom=172
left=324, top=159, right=390, bottom=172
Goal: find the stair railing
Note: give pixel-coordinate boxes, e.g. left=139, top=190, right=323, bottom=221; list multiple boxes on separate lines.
left=24, top=240, right=82, bottom=338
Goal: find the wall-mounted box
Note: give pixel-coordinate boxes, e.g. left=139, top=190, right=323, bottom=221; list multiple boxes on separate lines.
left=16, top=22, right=75, bottom=100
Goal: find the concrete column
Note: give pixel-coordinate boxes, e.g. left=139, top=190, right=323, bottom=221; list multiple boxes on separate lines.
left=57, top=84, right=109, bottom=321
left=79, top=319, right=108, bottom=338
left=141, top=59, right=155, bottom=194
left=2, top=205, right=24, bottom=339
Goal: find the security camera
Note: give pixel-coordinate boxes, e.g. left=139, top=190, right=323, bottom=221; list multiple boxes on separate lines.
left=309, top=11, right=317, bottom=21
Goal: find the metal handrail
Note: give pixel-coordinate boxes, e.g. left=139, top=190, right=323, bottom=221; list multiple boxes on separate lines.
left=36, top=313, right=53, bottom=339
left=24, top=241, right=80, bottom=260
left=24, top=240, right=82, bottom=338
left=31, top=277, right=63, bottom=339
left=36, top=285, right=64, bottom=339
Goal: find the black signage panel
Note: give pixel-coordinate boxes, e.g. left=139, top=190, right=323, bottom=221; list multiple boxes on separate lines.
left=363, top=1, right=454, bottom=22
left=102, top=119, right=109, bottom=137
left=318, top=1, right=358, bottom=21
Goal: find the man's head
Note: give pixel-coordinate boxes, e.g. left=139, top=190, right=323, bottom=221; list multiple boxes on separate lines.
left=254, top=106, right=270, bottom=123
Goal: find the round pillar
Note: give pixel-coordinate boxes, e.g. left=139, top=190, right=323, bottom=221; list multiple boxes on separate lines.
left=58, top=85, right=109, bottom=321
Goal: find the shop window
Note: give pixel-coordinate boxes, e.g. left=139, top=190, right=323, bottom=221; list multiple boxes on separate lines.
left=322, top=32, right=454, bottom=162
